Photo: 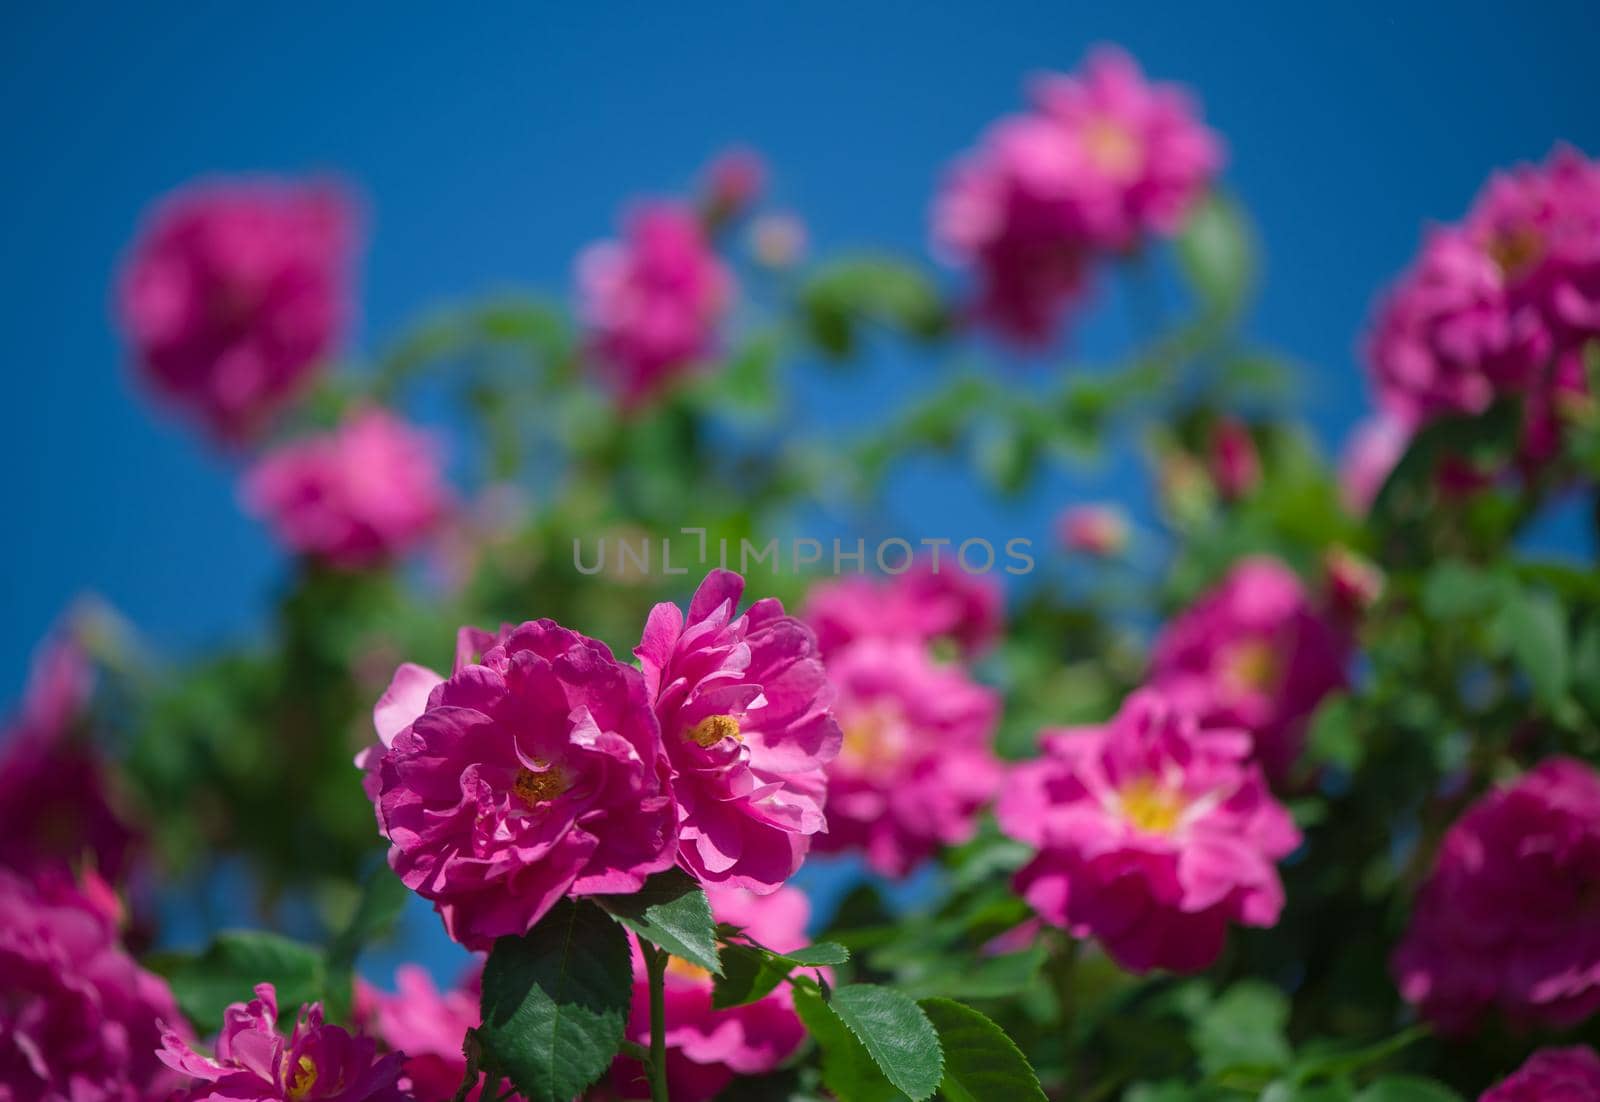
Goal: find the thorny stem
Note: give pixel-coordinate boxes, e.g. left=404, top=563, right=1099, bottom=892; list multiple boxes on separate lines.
left=643, top=942, right=671, bottom=1102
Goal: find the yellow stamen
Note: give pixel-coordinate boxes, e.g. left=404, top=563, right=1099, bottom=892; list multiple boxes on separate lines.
left=1118, top=777, right=1185, bottom=835
left=1225, top=639, right=1280, bottom=694
left=1083, top=117, right=1144, bottom=180
left=287, top=1055, right=318, bottom=1101
left=514, top=763, right=571, bottom=808
left=667, top=956, right=711, bottom=981
left=686, top=714, right=740, bottom=748
left=1488, top=226, right=1544, bottom=279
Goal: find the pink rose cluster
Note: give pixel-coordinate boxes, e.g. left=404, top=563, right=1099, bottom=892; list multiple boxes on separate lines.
left=361, top=570, right=840, bottom=950
left=801, top=564, right=1005, bottom=876
left=356, top=965, right=489, bottom=1102
left=242, top=408, right=451, bottom=570
left=1480, top=1047, right=1600, bottom=1102
left=1, top=867, right=185, bottom=1102
left=1364, top=145, right=1600, bottom=475
left=933, top=45, right=1222, bottom=344
left=1392, top=757, right=1600, bottom=1034
left=999, top=690, right=1300, bottom=974
left=117, top=179, right=357, bottom=443
left=612, top=886, right=812, bottom=1101
left=160, top=984, right=407, bottom=1102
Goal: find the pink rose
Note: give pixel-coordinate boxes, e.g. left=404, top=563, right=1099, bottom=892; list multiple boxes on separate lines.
left=116, top=179, right=356, bottom=443
left=1208, top=417, right=1261, bottom=502
left=0, top=868, right=185, bottom=1102
left=1392, top=758, right=1600, bottom=1034
left=803, top=559, right=1003, bottom=660
left=998, top=690, right=1300, bottom=974
left=356, top=964, right=486, bottom=1102
left=1480, top=1046, right=1600, bottom=1102
left=636, top=570, right=840, bottom=893
left=1057, top=504, right=1130, bottom=558
left=1338, top=414, right=1410, bottom=516
left=813, top=639, right=1001, bottom=877
left=160, top=983, right=406, bottom=1102
left=1148, top=557, right=1349, bottom=781
left=363, top=621, right=677, bottom=950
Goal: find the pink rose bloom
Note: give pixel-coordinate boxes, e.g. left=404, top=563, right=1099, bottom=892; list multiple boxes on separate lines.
left=160, top=983, right=406, bottom=1102
left=1338, top=414, right=1410, bottom=516
left=0, top=868, right=185, bottom=1102
left=1057, top=504, right=1130, bottom=557
left=636, top=570, right=840, bottom=893
left=0, top=631, right=137, bottom=882
left=612, top=885, right=811, bottom=1101
left=813, top=639, right=1001, bottom=877
left=577, top=202, right=733, bottom=406
left=1391, top=757, right=1600, bottom=1034
left=1481, top=1047, right=1600, bottom=1102
left=997, top=690, right=1300, bottom=974
left=1147, top=557, right=1349, bottom=781
left=803, top=559, right=1004, bottom=659
left=702, top=148, right=767, bottom=222
left=363, top=621, right=677, bottom=950
left=116, top=179, right=356, bottom=443
left=1367, top=226, right=1550, bottom=430
left=242, top=408, right=450, bottom=571
left=1322, top=546, right=1384, bottom=624
left=1208, top=417, right=1261, bottom=502
left=356, top=964, right=486, bottom=1102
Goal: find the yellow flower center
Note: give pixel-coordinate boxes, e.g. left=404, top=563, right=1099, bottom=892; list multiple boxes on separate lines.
left=1118, top=777, right=1185, bottom=835
left=667, top=956, right=712, bottom=981
left=1083, top=117, right=1144, bottom=180
left=287, top=1055, right=318, bottom=1101
left=1488, top=226, right=1545, bottom=279
left=514, top=762, right=571, bottom=808
left=1224, top=639, right=1280, bottom=694
left=686, top=714, right=741, bottom=748
left=840, top=702, right=905, bottom=772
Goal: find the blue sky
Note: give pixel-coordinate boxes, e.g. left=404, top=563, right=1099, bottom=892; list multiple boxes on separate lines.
left=4, top=1, right=1597, bottom=693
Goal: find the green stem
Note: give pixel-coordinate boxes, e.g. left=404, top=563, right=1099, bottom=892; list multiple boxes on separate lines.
left=643, top=943, right=671, bottom=1102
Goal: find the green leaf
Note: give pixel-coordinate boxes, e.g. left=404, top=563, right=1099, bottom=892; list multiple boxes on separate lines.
left=324, top=864, right=410, bottom=1021
left=1354, top=1076, right=1464, bottom=1102
left=478, top=899, right=632, bottom=1102
left=715, top=944, right=797, bottom=1009
left=1493, top=588, right=1570, bottom=708
left=1176, top=192, right=1255, bottom=318
left=781, top=942, right=851, bottom=966
left=150, top=931, right=325, bottom=1035
left=597, top=867, right=721, bottom=975
left=826, top=984, right=944, bottom=1101
left=1421, top=560, right=1508, bottom=620
left=1191, top=981, right=1292, bottom=1079
left=801, top=255, right=948, bottom=359
left=918, top=997, right=1046, bottom=1102
left=1306, top=694, right=1361, bottom=772
left=793, top=984, right=906, bottom=1102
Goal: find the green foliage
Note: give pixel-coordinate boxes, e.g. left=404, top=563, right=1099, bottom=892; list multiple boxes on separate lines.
left=148, top=931, right=326, bottom=1035
left=918, top=997, right=1048, bottom=1102
left=478, top=899, right=633, bottom=1102
left=597, top=868, right=722, bottom=975
left=825, top=984, right=946, bottom=1101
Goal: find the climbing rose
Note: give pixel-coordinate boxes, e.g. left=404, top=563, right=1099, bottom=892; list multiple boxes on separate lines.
left=363, top=621, right=677, bottom=950
left=803, top=560, right=1003, bottom=659
left=1392, top=757, right=1600, bottom=1034
left=636, top=570, right=840, bottom=892
left=813, top=638, right=1002, bottom=877
left=1480, top=1047, right=1600, bottom=1102
left=116, top=179, right=356, bottom=443
left=998, top=690, right=1300, bottom=974
left=1147, top=556, right=1349, bottom=781
left=0, top=867, right=185, bottom=1102
left=577, top=201, right=733, bottom=406
left=0, top=629, right=137, bottom=882
left=356, top=964, right=487, bottom=1102
left=242, top=408, right=450, bottom=570
left=933, top=45, right=1221, bottom=342
left=612, top=885, right=812, bottom=1101
left=160, top=983, right=406, bottom=1102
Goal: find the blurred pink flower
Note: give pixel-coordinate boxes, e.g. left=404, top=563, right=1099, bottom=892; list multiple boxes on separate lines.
left=578, top=202, right=733, bottom=406
left=116, top=179, right=356, bottom=443
left=243, top=408, right=450, bottom=571
left=997, top=690, right=1299, bottom=974
left=1057, top=504, right=1130, bottom=557
left=363, top=622, right=677, bottom=950
left=0, top=867, right=185, bottom=1102
left=1207, top=417, right=1260, bottom=502
left=1392, top=757, right=1600, bottom=1034
left=812, top=639, right=1001, bottom=877
left=702, top=148, right=767, bottom=222
left=1480, top=1046, right=1600, bottom=1102
left=1148, top=557, right=1349, bottom=781
left=1338, top=414, right=1410, bottom=516
left=612, top=885, right=811, bottom=1101
left=636, top=570, right=839, bottom=893
left=161, top=983, right=406, bottom=1102
left=0, top=629, right=136, bottom=883
left=356, top=964, right=484, bottom=1102
left=932, top=46, right=1220, bottom=343
left=1322, top=546, right=1384, bottom=624
left=803, top=559, right=1003, bottom=659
